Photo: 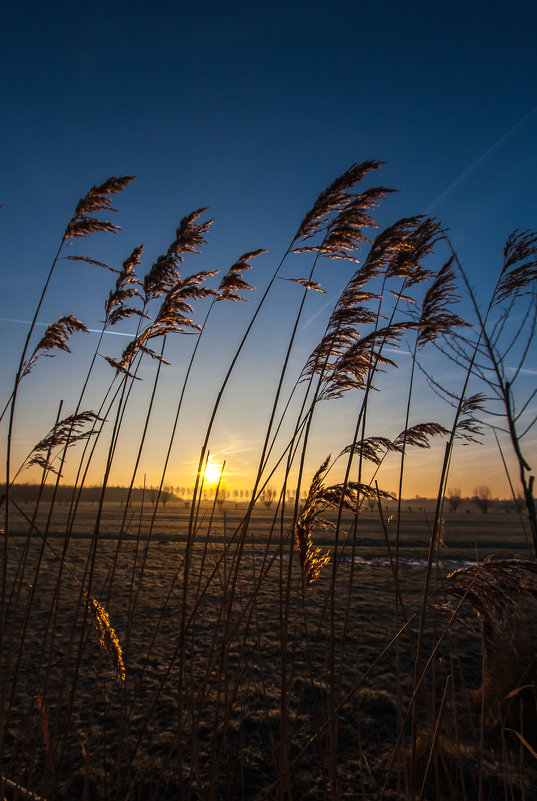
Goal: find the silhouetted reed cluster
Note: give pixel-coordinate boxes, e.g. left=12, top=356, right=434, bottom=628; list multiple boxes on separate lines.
left=1, top=163, right=536, bottom=800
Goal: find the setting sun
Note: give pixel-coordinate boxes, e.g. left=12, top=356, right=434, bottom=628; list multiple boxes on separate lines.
left=204, top=463, right=223, bottom=484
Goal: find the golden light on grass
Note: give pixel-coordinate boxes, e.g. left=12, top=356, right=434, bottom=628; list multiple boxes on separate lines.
left=204, top=462, right=223, bottom=484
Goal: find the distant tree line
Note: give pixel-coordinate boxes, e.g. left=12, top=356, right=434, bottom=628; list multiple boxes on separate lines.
left=4, top=482, right=524, bottom=515
left=446, top=486, right=525, bottom=514
left=3, top=483, right=176, bottom=507
left=3, top=483, right=263, bottom=509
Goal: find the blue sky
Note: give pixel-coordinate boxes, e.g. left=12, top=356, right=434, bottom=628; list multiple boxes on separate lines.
left=1, top=0, right=536, bottom=497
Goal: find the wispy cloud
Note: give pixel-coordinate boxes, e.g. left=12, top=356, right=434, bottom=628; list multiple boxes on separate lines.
left=182, top=442, right=256, bottom=467
left=505, top=365, right=537, bottom=376
left=219, top=444, right=257, bottom=456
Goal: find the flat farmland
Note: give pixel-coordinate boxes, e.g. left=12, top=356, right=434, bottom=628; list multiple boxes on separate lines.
left=2, top=502, right=535, bottom=800
left=6, top=498, right=531, bottom=553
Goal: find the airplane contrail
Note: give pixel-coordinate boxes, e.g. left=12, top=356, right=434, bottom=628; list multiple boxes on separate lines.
left=0, top=318, right=134, bottom=337
left=302, top=292, right=339, bottom=329
left=426, top=104, right=537, bottom=212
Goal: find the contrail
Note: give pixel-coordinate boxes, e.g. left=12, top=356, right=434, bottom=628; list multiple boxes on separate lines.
left=426, top=104, right=537, bottom=212
left=302, top=293, right=339, bottom=329
left=0, top=317, right=134, bottom=337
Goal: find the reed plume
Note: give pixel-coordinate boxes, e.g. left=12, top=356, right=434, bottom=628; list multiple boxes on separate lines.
left=216, top=249, right=265, bottom=302
left=25, top=411, right=101, bottom=474
left=105, top=270, right=220, bottom=377
left=34, top=315, right=88, bottom=353
left=352, top=216, right=433, bottom=284
left=294, top=456, right=333, bottom=586
left=83, top=592, right=126, bottom=683
left=295, top=455, right=392, bottom=584
left=21, top=316, right=88, bottom=378
left=143, top=208, right=213, bottom=300
left=454, top=394, right=485, bottom=443
left=301, top=215, right=441, bottom=385
left=416, top=257, right=469, bottom=346
left=392, top=422, right=449, bottom=450
left=65, top=176, right=135, bottom=240
left=320, top=321, right=415, bottom=400
left=493, top=230, right=537, bottom=305
left=151, top=270, right=220, bottom=333
left=339, top=436, right=398, bottom=464
left=446, top=557, right=537, bottom=619
left=294, top=160, right=384, bottom=242
left=385, top=217, right=440, bottom=283
left=446, top=557, right=537, bottom=724
left=294, top=185, right=394, bottom=260
left=104, top=211, right=216, bottom=376
left=280, top=277, right=326, bottom=292
left=105, top=244, right=145, bottom=325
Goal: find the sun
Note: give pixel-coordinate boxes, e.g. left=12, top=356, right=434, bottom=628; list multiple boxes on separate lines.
left=204, top=463, right=223, bottom=484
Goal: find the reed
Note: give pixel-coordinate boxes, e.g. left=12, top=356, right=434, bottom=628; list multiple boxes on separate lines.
left=1, top=165, right=536, bottom=801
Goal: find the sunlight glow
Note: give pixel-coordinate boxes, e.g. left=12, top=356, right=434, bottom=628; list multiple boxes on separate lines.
left=204, top=463, right=223, bottom=484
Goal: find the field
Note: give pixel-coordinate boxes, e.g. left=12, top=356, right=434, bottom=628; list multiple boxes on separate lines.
left=3, top=502, right=536, bottom=800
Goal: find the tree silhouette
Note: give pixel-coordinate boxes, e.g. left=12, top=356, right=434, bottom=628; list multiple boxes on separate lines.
left=262, top=487, right=277, bottom=509
left=473, top=485, right=492, bottom=514
left=447, top=487, right=461, bottom=512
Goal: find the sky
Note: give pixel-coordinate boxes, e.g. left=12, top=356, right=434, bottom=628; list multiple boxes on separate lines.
left=1, top=0, right=536, bottom=499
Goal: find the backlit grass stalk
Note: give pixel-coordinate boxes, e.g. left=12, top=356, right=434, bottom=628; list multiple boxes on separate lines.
left=324, top=220, right=444, bottom=795
left=248, top=217, right=424, bottom=794
left=1, top=177, right=133, bottom=779
left=410, top=392, right=486, bottom=794
left=176, top=165, right=389, bottom=789
left=220, top=165, right=395, bottom=789
left=5, top=238, right=143, bottom=720
left=70, top=221, right=219, bottom=624
left=141, top=248, right=264, bottom=550
left=3, top=174, right=133, bottom=531
left=52, top=246, right=218, bottom=783
left=394, top=257, right=467, bottom=612
left=174, top=241, right=299, bottom=752
left=276, top=218, right=437, bottom=796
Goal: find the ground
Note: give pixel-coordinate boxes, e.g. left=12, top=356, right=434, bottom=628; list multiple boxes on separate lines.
left=2, top=503, right=535, bottom=800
